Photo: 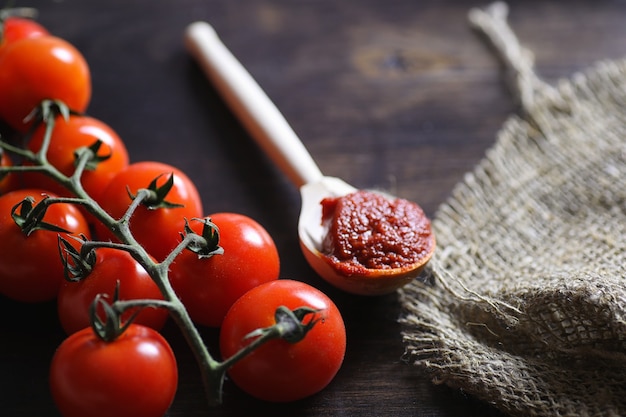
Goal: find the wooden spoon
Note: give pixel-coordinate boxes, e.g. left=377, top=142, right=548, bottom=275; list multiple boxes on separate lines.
left=184, top=21, right=434, bottom=295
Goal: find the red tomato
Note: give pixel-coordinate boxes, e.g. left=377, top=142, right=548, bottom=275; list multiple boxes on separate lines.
left=57, top=247, right=169, bottom=335
left=0, top=189, right=91, bottom=302
left=50, top=324, right=178, bottom=417
left=220, top=279, right=346, bottom=402
left=94, top=161, right=203, bottom=261
left=0, top=150, right=18, bottom=194
left=0, top=35, right=91, bottom=132
left=1, top=17, right=49, bottom=46
left=23, top=114, right=129, bottom=203
left=169, top=213, right=280, bottom=327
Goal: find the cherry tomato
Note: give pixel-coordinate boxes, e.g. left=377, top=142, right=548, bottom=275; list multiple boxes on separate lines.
left=220, top=279, right=346, bottom=402
left=50, top=324, right=178, bottom=417
left=23, top=114, right=129, bottom=203
left=169, top=213, right=280, bottom=327
left=57, top=247, right=169, bottom=335
left=0, top=35, right=91, bottom=132
left=0, top=189, right=91, bottom=302
left=0, top=149, right=18, bottom=194
left=94, top=161, right=203, bottom=261
left=1, top=16, right=49, bottom=47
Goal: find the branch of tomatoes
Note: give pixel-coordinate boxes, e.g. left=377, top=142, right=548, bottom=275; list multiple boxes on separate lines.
left=0, top=99, right=333, bottom=408
left=0, top=9, right=346, bottom=412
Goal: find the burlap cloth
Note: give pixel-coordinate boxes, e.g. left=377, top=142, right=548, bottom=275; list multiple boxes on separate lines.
left=399, top=3, right=626, bottom=416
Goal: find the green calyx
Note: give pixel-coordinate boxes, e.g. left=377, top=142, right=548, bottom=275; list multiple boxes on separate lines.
left=127, top=173, right=185, bottom=209
left=245, top=305, right=322, bottom=344
left=216, top=305, right=324, bottom=377
left=25, top=99, right=72, bottom=129
left=89, top=283, right=173, bottom=343
left=183, top=217, right=224, bottom=258
left=275, top=306, right=322, bottom=343
left=11, top=196, right=70, bottom=236
left=58, top=235, right=96, bottom=282
left=74, top=140, right=112, bottom=171
left=90, top=285, right=135, bottom=343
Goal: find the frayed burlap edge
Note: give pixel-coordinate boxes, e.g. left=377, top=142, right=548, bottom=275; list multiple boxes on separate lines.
left=399, top=3, right=626, bottom=417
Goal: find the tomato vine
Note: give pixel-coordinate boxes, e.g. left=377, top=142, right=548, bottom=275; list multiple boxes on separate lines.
left=0, top=100, right=322, bottom=407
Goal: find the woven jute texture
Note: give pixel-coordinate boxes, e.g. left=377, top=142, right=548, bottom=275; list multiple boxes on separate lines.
left=399, top=3, right=626, bottom=416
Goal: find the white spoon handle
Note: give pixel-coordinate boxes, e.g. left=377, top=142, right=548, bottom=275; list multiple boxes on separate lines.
left=185, top=21, right=324, bottom=188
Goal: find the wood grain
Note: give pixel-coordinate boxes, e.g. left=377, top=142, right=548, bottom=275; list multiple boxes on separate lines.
left=1, top=0, right=624, bottom=415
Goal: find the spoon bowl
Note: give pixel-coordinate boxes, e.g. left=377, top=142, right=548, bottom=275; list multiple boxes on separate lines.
left=185, top=22, right=434, bottom=295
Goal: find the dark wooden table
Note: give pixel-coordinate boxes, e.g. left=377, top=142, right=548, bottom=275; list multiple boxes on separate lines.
left=1, top=0, right=624, bottom=415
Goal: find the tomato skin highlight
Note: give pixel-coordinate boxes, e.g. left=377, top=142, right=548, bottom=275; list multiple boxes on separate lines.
left=57, top=247, right=168, bottom=335
left=0, top=189, right=91, bottom=302
left=220, top=279, right=346, bottom=402
left=170, top=212, right=280, bottom=327
left=23, top=115, right=129, bottom=204
left=50, top=324, right=178, bottom=417
left=0, top=35, right=91, bottom=132
left=94, top=161, right=203, bottom=261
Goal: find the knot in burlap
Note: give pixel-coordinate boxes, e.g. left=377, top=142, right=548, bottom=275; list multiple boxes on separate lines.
left=399, top=3, right=626, bottom=416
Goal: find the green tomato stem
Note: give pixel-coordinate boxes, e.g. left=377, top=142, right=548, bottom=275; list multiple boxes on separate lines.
left=0, top=100, right=321, bottom=409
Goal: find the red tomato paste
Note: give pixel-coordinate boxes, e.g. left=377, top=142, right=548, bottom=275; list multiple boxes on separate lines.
left=321, top=190, right=434, bottom=276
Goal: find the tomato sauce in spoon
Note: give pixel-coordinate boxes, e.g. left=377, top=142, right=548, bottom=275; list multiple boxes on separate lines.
left=321, top=190, right=434, bottom=276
